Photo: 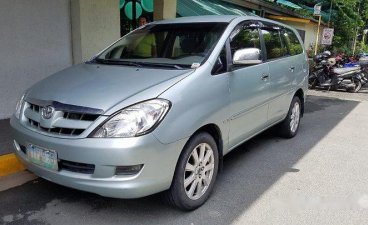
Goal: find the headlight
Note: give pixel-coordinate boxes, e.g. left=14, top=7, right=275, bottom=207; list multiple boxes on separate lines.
left=91, top=99, right=170, bottom=138
left=15, top=93, right=26, bottom=120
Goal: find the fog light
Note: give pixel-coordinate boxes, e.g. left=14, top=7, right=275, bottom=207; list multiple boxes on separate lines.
left=115, top=164, right=143, bottom=175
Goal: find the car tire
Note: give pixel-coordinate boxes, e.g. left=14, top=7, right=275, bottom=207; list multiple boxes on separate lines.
left=277, top=96, right=301, bottom=138
left=163, top=132, right=219, bottom=211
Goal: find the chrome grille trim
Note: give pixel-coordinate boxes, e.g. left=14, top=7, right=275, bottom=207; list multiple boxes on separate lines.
left=23, top=100, right=102, bottom=137
left=26, top=97, right=104, bottom=115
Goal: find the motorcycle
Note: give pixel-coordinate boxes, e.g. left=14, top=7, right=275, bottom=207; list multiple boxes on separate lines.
left=309, top=53, right=364, bottom=92
left=357, top=60, right=368, bottom=86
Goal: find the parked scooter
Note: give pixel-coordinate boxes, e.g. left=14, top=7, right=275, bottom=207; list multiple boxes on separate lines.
left=309, top=52, right=364, bottom=92
left=358, top=59, right=368, bottom=85
left=309, top=51, right=330, bottom=89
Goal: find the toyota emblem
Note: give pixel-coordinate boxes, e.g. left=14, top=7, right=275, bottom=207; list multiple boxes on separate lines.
left=41, top=106, right=54, bottom=119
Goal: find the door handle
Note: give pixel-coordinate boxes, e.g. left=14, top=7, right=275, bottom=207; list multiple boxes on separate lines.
left=289, top=66, right=295, bottom=72
left=261, top=74, right=269, bottom=81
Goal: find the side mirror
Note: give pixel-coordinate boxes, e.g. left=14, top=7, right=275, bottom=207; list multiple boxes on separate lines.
left=233, top=48, right=262, bottom=65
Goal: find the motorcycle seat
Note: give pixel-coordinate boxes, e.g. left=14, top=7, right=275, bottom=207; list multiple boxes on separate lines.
left=333, top=67, right=360, bottom=75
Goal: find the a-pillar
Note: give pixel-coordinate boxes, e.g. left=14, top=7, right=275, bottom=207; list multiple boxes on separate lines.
left=154, top=0, right=177, bottom=21
left=70, top=0, right=120, bottom=64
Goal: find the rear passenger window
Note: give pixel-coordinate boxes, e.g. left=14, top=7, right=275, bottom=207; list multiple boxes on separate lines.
left=261, top=29, right=287, bottom=60
left=283, top=29, right=303, bottom=55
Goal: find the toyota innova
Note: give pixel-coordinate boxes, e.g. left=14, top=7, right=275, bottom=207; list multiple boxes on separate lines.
left=11, top=16, right=308, bottom=210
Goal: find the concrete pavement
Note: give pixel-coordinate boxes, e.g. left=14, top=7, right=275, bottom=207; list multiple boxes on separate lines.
left=1, top=90, right=368, bottom=225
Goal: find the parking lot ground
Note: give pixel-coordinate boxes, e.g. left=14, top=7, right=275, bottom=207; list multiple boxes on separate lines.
left=1, top=88, right=368, bottom=225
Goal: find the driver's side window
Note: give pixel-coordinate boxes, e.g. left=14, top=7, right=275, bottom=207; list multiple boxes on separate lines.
left=230, top=27, right=261, bottom=59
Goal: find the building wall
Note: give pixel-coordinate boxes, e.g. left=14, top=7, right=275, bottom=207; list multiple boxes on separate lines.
left=0, top=0, right=120, bottom=119
left=275, top=20, right=326, bottom=52
left=0, top=0, right=73, bottom=119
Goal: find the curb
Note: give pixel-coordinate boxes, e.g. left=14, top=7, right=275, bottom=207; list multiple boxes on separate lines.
left=0, top=153, right=25, bottom=177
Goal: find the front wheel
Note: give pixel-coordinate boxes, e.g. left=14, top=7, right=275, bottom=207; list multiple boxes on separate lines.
left=276, top=96, right=301, bottom=138
left=164, top=132, right=219, bottom=211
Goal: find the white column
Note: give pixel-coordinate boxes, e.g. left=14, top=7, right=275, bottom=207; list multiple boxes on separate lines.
left=71, top=0, right=120, bottom=64
left=154, top=0, right=177, bottom=21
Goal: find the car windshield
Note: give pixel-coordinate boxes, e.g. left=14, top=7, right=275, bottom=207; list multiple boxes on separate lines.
left=94, top=22, right=228, bottom=69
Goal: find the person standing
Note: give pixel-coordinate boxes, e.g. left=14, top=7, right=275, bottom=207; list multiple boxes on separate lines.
left=132, top=16, right=157, bottom=57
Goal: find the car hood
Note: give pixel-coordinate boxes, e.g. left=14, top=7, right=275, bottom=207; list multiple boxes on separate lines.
left=27, top=63, right=192, bottom=113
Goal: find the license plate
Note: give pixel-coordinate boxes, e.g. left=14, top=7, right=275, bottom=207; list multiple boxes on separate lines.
left=26, top=144, right=58, bottom=171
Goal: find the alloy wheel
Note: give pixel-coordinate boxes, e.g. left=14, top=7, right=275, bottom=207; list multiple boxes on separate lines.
left=290, top=102, right=300, bottom=133
left=184, top=143, right=215, bottom=200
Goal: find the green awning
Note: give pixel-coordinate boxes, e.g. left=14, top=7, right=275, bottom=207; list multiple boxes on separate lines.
left=276, top=0, right=302, bottom=9
left=300, top=5, right=334, bottom=22
left=177, top=0, right=256, bottom=17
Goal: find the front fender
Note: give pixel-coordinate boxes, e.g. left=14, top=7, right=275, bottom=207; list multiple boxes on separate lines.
left=153, top=66, right=230, bottom=151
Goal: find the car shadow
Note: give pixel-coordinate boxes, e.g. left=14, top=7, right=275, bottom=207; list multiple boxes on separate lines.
left=0, top=95, right=361, bottom=225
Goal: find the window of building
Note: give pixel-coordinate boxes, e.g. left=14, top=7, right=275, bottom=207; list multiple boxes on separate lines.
left=296, top=29, right=306, bottom=42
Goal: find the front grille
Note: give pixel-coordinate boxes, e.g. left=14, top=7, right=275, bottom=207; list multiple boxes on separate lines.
left=63, top=112, right=99, bottom=121
left=24, top=101, right=101, bottom=137
left=28, top=118, right=84, bottom=136
left=59, top=160, right=95, bottom=174
left=29, top=103, right=40, bottom=113
left=19, top=144, right=27, bottom=154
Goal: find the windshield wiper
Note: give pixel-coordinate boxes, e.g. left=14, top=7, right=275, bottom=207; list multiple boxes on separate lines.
left=94, top=58, right=143, bottom=67
left=139, top=62, right=185, bottom=69
left=92, top=59, right=189, bottom=69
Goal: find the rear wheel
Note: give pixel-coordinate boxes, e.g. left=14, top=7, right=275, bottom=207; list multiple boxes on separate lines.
left=164, top=132, right=219, bottom=211
left=277, top=96, right=301, bottom=138
left=348, top=79, right=362, bottom=93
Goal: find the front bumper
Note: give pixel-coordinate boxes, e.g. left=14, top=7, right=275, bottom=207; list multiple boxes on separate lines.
left=10, top=116, right=186, bottom=198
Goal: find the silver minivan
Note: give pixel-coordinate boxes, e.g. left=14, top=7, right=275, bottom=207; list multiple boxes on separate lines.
left=11, top=15, right=308, bottom=210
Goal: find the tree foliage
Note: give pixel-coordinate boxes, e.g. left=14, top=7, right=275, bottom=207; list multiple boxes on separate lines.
left=287, top=0, right=368, bottom=54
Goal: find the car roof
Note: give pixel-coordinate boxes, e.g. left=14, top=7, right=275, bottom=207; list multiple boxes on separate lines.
left=150, top=15, right=299, bottom=37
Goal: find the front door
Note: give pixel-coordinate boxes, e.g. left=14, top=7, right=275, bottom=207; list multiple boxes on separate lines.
left=227, top=24, right=271, bottom=148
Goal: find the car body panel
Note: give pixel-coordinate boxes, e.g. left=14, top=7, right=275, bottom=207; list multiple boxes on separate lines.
left=11, top=116, right=188, bottom=198
left=267, top=57, right=295, bottom=123
left=27, top=63, right=193, bottom=114
left=228, top=63, right=271, bottom=148
left=154, top=63, right=230, bottom=148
